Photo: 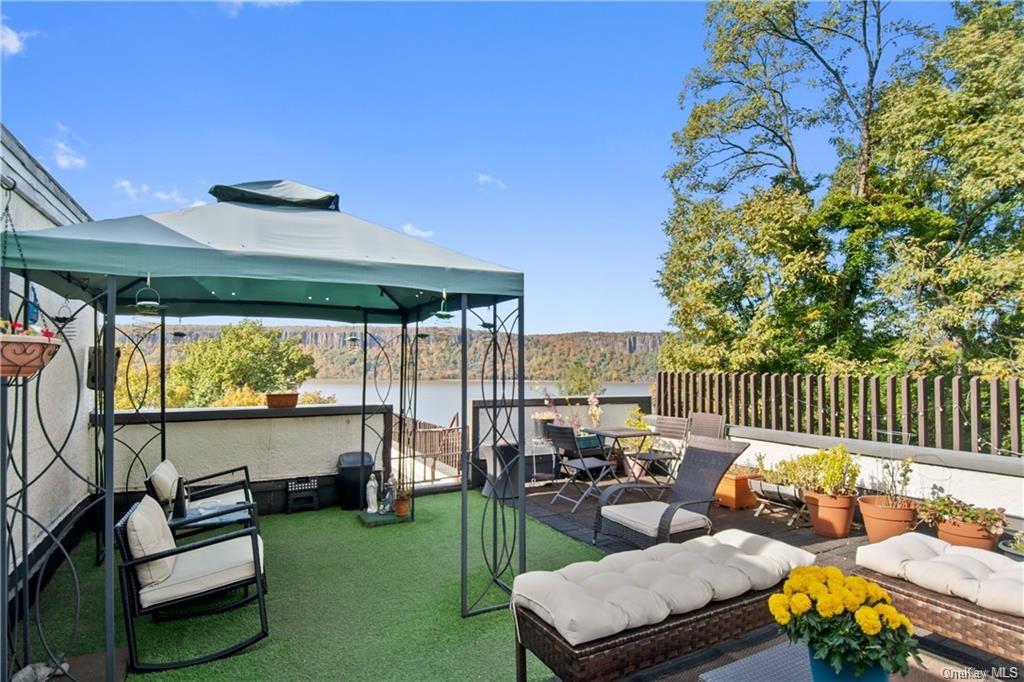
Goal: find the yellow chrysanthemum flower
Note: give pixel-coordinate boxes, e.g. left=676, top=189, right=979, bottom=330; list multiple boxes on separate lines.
left=875, top=603, right=903, bottom=629
left=790, top=592, right=812, bottom=615
left=823, top=566, right=844, bottom=582
left=768, top=593, right=790, bottom=612
left=855, top=606, right=882, bottom=636
left=900, top=615, right=914, bottom=634
left=774, top=608, right=792, bottom=625
left=866, top=582, right=891, bottom=604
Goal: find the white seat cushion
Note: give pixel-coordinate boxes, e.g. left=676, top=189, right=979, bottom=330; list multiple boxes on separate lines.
left=855, top=532, right=1024, bottom=617
left=512, top=529, right=814, bottom=645
left=126, top=496, right=177, bottom=587
left=139, top=535, right=264, bottom=609
left=187, top=488, right=247, bottom=513
left=601, top=500, right=709, bottom=538
left=148, top=460, right=182, bottom=502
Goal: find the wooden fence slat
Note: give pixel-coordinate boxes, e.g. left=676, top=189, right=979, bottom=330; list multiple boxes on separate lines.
left=885, top=376, right=896, bottom=443
left=738, top=372, right=748, bottom=426
left=843, top=375, right=852, bottom=438
left=934, top=376, right=945, bottom=450
left=901, top=375, right=912, bottom=445
left=792, top=374, right=801, bottom=432
left=1010, top=377, right=1020, bottom=455
left=990, top=377, right=1002, bottom=455
left=970, top=376, right=981, bottom=453
left=917, top=376, right=928, bottom=448
left=761, top=373, right=769, bottom=428
left=829, top=375, right=839, bottom=436
left=952, top=375, right=963, bottom=451
left=870, top=376, right=879, bottom=441
left=858, top=375, right=868, bottom=440
left=781, top=373, right=791, bottom=431
left=816, top=375, right=825, bottom=434
left=770, top=374, right=779, bottom=430
left=806, top=374, right=813, bottom=435
left=731, top=372, right=740, bottom=425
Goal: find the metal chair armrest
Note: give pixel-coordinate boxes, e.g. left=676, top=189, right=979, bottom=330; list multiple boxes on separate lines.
left=189, top=478, right=250, bottom=502
left=656, top=498, right=715, bottom=542
left=596, top=483, right=671, bottom=507
left=187, top=465, right=251, bottom=485
left=168, top=501, right=254, bottom=529
left=123, top=524, right=257, bottom=567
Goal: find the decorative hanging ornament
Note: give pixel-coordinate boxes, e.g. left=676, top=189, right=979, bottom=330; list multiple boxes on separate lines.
left=433, top=288, right=453, bottom=321
left=52, top=299, right=77, bottom=341
left=130, top=274, right=167, bottom=317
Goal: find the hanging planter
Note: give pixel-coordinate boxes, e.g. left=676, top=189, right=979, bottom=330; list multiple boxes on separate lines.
left=0, top=323, right=62, bottom=379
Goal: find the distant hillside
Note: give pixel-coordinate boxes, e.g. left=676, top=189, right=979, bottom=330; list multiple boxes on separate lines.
left=148, top=325, right=663, bottom=382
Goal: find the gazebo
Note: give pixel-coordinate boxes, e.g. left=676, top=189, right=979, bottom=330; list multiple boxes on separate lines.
left=0, top=180, right=526, bottom=678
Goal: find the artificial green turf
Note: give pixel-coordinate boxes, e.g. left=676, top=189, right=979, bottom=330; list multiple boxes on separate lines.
left=33, top=493, right=603, bottom=681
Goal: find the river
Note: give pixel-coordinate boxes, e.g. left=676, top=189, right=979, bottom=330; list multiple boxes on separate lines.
left=301, top=379, right=651, bottom=426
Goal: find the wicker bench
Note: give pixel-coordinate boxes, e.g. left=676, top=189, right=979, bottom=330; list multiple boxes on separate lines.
left=514, top=588, right=773, bottom=681
left=853, top=567, right=1024, bottom=664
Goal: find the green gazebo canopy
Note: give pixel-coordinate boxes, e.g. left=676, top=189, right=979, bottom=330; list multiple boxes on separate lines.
left=2, top=180, right=523, bottom=323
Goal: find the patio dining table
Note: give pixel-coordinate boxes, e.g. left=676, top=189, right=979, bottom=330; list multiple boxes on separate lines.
left=582, top=426, right=660, bottom=486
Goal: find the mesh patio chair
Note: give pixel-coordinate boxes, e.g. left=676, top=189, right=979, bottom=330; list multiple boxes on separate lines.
left=593, top=435, right=749, bottom=547
left=687, top=411, right=727, bottom=439
left=547, top=425, right=618, bottom=513
left=145, top=459, right=254, bottom=536
left=114, top=496, right=269, bottom=672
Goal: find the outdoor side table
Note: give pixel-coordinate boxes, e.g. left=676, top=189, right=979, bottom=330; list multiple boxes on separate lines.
left=582, top=426, right=661, bottom=487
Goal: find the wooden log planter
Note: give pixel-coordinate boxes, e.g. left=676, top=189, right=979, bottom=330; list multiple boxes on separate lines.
left=748, top=478, right=807, bottom=526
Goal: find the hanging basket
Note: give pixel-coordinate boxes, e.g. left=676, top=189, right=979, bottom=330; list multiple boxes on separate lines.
left=0, top=334, right=62, bottom=378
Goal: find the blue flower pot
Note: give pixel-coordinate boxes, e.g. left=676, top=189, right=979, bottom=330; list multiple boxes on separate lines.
left=808, top=647, right=889, bottom=682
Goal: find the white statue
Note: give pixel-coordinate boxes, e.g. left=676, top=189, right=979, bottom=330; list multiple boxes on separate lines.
left=366, top=474, right=379, bottom=514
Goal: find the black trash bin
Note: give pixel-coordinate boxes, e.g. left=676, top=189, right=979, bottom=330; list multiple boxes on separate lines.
left=336, top=452, right=373, bottom=510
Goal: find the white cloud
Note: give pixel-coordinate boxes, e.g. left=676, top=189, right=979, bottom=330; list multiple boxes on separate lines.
left=189, top=199, right=208, bottom=208
left=113, top=179, right=149, bottom=200
left=476, top=172, right=506, bottom=190
left=219, top=0, right=300, bottom=18
left=153, top=188, right=188, bottom=204
left=1, top=22, right=36, bottom=58
left=51, top=122, right=86, bottom=170
left=401, top=222, right=434, bottom=239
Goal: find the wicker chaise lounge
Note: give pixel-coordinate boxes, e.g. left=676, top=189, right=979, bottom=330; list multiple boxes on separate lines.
left=854, top=532, right=1024, bottom=663
left=512, top=529, right=815, bottom=681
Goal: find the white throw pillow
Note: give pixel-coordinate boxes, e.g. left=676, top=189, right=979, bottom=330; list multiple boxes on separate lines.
left=126, top=496, right=177, bottom=587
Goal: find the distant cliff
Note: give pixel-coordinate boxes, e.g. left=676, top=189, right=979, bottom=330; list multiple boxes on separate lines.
left=152, top=325, right=663, bottom=382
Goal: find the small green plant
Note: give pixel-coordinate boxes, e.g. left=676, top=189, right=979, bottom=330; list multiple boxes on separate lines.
left=807, top=445, right=861, bottom=497
left=917, top=495, right=1006, bottom=536
left=726, top=463, right=760, bottom=477
left=1008, top=530, right=1024, bottom=553
left=879, top=458, right=914, bottom=508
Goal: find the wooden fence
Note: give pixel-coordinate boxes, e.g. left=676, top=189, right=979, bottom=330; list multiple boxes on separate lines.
left=396, top=413, right=462, bottom=483
left=655, top=371, right=1023, bottom=456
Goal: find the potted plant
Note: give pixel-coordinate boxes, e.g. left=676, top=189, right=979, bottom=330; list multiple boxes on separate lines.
left=265, top=379, right=300, bottom=408
left=859, top=458, right=918, bottom=543
left=770, top=565, right=920, bottom=681
left=393, top=482, right=413, bottom=518
left=715, top=463, right=762, bottom=510
left=999, top=530, right=1024, bottom=560
left=917, top=495, right=1005, bottom=551
left=802, top=445, right=861, bottom=539
left=0, top=320, right=62, bottom=379
left=531, top=410, right=558, bottom=439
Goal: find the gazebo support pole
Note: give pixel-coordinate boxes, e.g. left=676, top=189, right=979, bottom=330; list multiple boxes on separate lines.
left=517, top=295, right=526, bottom=573
left=160, top=313, right=166, bottom=461
left=103, top=276, right=117, bottom=680
left=1, top=266, right=9, bottom=680
left=19, top=274, right=30, bottom=666
left=359, top=315, right=368, bottom=498
left=398, top=318, right=407, bottom=516
left=459, top=293, right=468, bottom=616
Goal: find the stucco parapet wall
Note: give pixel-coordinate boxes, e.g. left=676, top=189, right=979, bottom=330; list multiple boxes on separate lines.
left=729, top=426, right=1024, bottom=478
left=94, top=403, right=393, bottom=426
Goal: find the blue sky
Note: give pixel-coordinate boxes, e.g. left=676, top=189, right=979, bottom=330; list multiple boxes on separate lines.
left=1, top=1, right=952, bottom=334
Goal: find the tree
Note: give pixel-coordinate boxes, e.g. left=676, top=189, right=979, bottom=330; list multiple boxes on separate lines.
left=556, top=360, right=602, bottom=397
left=170, top=320, right=318, bottom=406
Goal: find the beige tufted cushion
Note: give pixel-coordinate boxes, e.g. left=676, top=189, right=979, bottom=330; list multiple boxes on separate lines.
left=139, top=535, right=264, bottom=608
left=601, top=501, right=710, bottom=538
left=126, top=496, right=177, bottom=587
left=148, top=460, right=182, bottom=503
left=512, top=529, right=815, bottom=645
left=855, top=532, right=1024, bottom=617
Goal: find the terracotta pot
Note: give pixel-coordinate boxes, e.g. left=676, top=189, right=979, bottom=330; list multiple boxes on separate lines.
left=265, top=392, right=299, bottom=408
left=715, top=473, right=762, bottom=510
left=937, top=519, right=999, bottom=551
left=0, top=334, right=62, bottom=378
left=394, top=497, right=411, bottom=518
left=804, top=491, right=857, bottom=538
left=858, top=495, right=918, bottom=543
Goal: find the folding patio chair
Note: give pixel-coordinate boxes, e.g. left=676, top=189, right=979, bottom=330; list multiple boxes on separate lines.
left=547, top=425, right=618, bottom=513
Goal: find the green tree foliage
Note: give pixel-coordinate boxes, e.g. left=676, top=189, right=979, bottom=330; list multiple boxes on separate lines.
left=660, top=0, right=1022, bottom=377
left=169, top=320, right=317, bottom=406
left=556, top=359, right=603, bottom=396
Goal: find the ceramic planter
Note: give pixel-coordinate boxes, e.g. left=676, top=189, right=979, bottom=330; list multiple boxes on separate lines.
left=715, top=473, right=762, bottom=510
left=265, top=392, right=299, bottom=409
left=394, top=497, right=411, bottom=518
left=805, top=491, right=857, bottom=538
left=937, top=519, right=999, bottom=551
left=0, top=334, right=62, bottom=379
left=858, top=496, right=918, bottom=543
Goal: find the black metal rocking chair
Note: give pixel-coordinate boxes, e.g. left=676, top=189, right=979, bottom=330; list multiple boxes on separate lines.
left=114, top=496, right=269, bottom=672
left=593, top=435, right=749, bottom=547
left=144, top=460, right=255, bottom=537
